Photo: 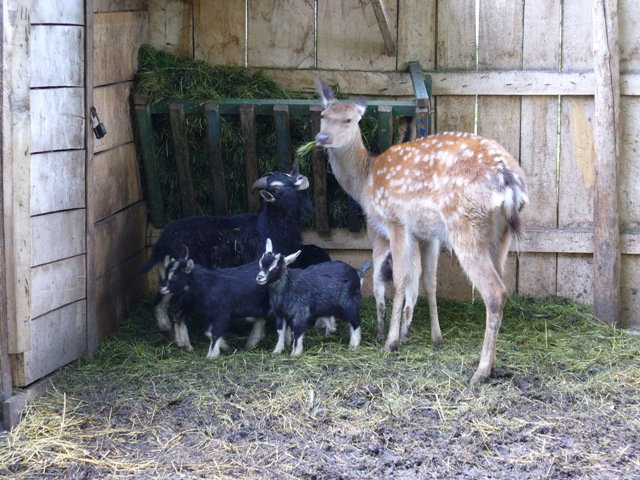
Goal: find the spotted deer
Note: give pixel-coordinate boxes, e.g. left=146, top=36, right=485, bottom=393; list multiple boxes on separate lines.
left=314, top=79, right=528, bottom=384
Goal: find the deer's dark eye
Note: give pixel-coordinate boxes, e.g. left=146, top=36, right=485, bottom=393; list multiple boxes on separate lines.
left=344, top=118, right=352, bottom=124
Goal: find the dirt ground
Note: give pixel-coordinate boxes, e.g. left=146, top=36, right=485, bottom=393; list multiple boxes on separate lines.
left=1, top=296, right=639, bottom=479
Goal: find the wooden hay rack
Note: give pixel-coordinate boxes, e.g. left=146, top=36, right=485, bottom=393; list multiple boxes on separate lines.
left=133, top=63, right=432, bottom=235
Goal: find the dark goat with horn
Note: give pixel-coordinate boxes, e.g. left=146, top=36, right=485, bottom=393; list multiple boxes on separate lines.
left=141, top=164, right=331, bottom=347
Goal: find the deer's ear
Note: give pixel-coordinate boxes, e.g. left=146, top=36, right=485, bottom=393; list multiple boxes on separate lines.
left=315, top=77, right=336, bottom=109
left=354, top=96, right=367, bottom=117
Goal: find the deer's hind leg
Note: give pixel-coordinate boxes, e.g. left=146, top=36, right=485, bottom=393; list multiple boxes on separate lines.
left=370, top=232, right=392, bottom=343
left=399, top=240, right=421, bottom=344
left=419, top=238, right=443, bottom=347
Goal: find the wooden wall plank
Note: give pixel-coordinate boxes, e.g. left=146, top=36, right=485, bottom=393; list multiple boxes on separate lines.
left=3, top=0, right=32, bottom=354
left=93, top=82, right=135, bottom=153
left=247, top=0, right=314, bottom=68
left=94, top=0, right=146, bottom=13
left=94, top=11, right=148, bottom=86
left=31, top=256, right=86, bottom=319
left=93, top=203, right=147, bottom=279
left=96, top=251, right=148, bottom=339
left=436, top=0, right=476, bottom=70
left=478, top=0, right=523, bottom=70
left=148, top=0, right=193, bottom=57
left=18, top=301, right=87, bottom=386
left=620, top=97, right=640, bottom=229
left=619, top=0, right=640, bottom=72
left=518, top=0, right=562, bottom=298
left=562, top=0, right=593, bottom=72
left=397, top=0, right=436, bottom=69
left=31, top=1, right=84, bottom=24
left=31, top=151, right=85, bottom=216
left=30, top=88, right=85, bottom=153
left=92, top=143, right=142, bottom=222
left=30, top=26, right=84, bottom=88
left=621, top=256, right=640, bottom=327
left=194, top=0, right=244, bottom=66
left=31, top=210, right=86, bottom=267
left=317, top=0, right=397, bottom=71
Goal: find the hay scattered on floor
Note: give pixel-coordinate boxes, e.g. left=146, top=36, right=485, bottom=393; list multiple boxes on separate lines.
left=2, top=296, right=639, bottom=479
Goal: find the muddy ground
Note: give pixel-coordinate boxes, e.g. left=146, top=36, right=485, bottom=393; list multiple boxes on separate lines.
left=1, top=296, right=639, bottom=479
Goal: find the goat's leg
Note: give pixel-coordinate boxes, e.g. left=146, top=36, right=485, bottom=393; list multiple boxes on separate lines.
left=456, top=247, right=508, bottom=385
left=420, top=238, right=443, bottom=346
left=314, top=316, right=337, bottom=335
left=346, top=305, right=362, bottom=350
left=370, top=232, right=391, bottom=343
left=154, top=292, right=173, bottom=333
left=399, top=240, right=421, bottom=344
left=384, top=224, right=412, bottom=352
left=173, top=312, right=193, bottom=352
left=273, top=317, right=287, bottom=354
left=245, top=317, right=266, bottom=350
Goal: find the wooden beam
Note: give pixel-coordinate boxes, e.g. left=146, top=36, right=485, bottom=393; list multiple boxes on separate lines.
left=239, top=105, right=260, bottom=213
left=309, top=105, right=329, bottom=234
left=255, top=68, right=640, bottom=97
left=204, top=103, right=228, bottom=216
left=592, top=0, right=621, bottom=326
left=273, top=104, right=292, bottom=172
left=168, top=102, right=196, bottom=216
left=371, top=0, right=397, bottom=56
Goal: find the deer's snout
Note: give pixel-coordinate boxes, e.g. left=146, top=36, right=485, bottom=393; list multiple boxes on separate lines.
left=316, top=133, right=330, bottom=146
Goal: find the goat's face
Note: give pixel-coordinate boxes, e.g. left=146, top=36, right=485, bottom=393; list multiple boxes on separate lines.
left=159, top=258, right=193, bottom=295
left=252, top=165, right=312, bottom=214
left=256, top=238, right=301, bottom=285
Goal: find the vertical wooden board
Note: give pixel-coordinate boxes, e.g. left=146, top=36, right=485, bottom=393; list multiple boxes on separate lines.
left=4, top=0, right=33, bottom=354
left=194, top=0, right=245, bottom=66
left=518, top=253, right=557, bottom=298
left=434, top=96, right=476, bottom=133
left=556, top=254, right=593, bottom=304
left=94, top=11, right=148, bottom=86
left=522, top=0, right=561, bottom=70
left=518, top=97, right=560, bottom=297
left=31, top=150, right=85, bottom=216
left=147, top=0, right=193, bottom=57
left=20, top=301, right=87, bottom=386
left=562, top=0, right=593, bottom=72
left=559, top=97, right=595, bottom=227
left=93, top=203, right=147, bottom=278
left=558, top=97, right=594, bottom=305
left=30, top=88, right=85, bottom=153
left=31, top=1, right=84, bottom=24
left=247, top=0, right=314, bottom=68
left=92, top=143, right=142, bottom=222
left=478, top=0, right=523, bottom=70
left=96, top=251, right=148, bottom=339
left=317, top=0, right=397, bottom=71
left=437, top=253, right=473, bottom=301
left=31, top=210, right=86, bottom=267
left=477, top=97, right=521, bottom=158
left=620, top=97, right=640, bottom=229
left=618, top=0, right=640, bottom=72
left=397, top=0, right=437, bottom=69
left=436, top=0, right=476, bottom=70
left=93, top=82, right=135, bottom=153
left=31, top=256, right=86, bottom=319
left=30, top=25, right=84, bottom=88
left=621, top=255, right=640, bottom=328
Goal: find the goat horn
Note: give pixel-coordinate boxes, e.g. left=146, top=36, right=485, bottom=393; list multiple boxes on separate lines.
left=180, top=245, right=189, bottom=260
left=289, top=162, right=300, bottom=176
left=251, top=174, right=270, bottom=191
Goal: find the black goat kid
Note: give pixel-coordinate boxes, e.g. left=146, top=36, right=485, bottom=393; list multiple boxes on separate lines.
left=160, top=253, right=269, bottom=358
left=257, top=239, right=371, bottom=356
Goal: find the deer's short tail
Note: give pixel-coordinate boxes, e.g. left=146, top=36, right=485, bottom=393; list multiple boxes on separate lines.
left=501, top=169, right=528, bottom=240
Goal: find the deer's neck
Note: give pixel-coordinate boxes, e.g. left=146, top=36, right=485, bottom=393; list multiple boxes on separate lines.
left=327, top=133, right=373, bottom=207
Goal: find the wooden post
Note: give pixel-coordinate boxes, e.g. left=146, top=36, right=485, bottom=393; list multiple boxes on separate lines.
left=239, top=105, right=260, bottom=213
left=133, top=94, right=165, bottom=227
left=309, top=105, right=329, bottom=234
left=168, top=102, right=196, bottom=217
left=273, top=104, right=292, bottom=172
left=204, top=103, right=228, bottom=216
left=592, top=0, right=621, bottom=326
left=377, top=105, right=393, bottom=152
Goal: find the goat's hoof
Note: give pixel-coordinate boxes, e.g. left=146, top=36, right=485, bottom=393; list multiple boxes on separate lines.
left=399, top=334, right=410, bottom=345
left=377, top=333, right=386, bottom=344
left=184, top=345, right=194, bottom=352
left=431, top=336, right=443, bottom=348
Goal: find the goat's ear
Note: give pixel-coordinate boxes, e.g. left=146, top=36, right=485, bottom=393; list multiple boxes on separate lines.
left=315, top=77, right=336, bottom=109
left=260, top=190, right=276, bottom=203
left=185, top=259, right=194, bottom=274
left=265, top=238, right=273, bottom=253
left=284, top=250, right=301, bottom=266
left=294, top=174, right=309, bottom=191
left=354, top=96, right=367, bottom=117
